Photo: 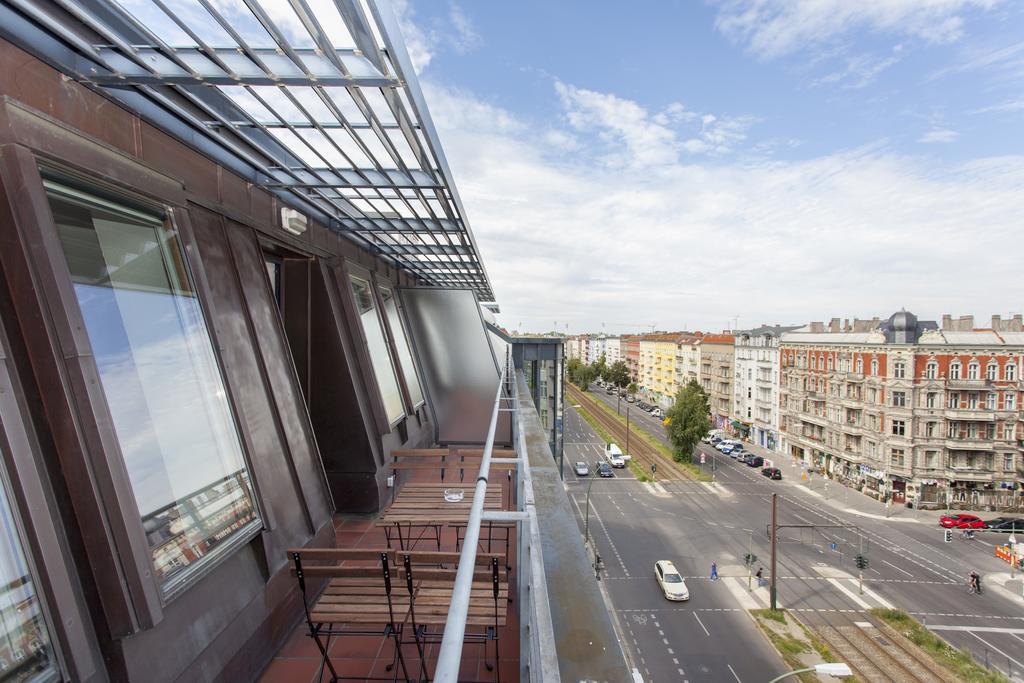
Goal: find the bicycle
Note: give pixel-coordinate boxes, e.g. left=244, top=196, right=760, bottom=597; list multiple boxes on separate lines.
left=968, top=581, right=983, bottom=595
left=958, top=529, right=976, bottom=541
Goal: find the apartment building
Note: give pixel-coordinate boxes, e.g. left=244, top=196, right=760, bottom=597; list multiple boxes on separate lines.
left=675, top=334, right=703, bottom=389
left=623, top=335, right=641, bottom=381
left=606, top=337, right=622, bottom=365
left=698, top=335, right=736, bottom=428
left=779, top=312, right=1024, bottom=509
left=733, top=326, right=800, bottom=452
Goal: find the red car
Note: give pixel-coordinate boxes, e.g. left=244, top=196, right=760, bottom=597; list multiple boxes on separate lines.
left=939, top=513, right=986, bottom=529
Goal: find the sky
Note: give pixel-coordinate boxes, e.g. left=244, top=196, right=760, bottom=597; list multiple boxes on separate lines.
left=396, top=0, right=1024, bottom=335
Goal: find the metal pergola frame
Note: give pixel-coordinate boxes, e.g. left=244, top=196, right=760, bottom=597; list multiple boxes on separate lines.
left=0, top=0, right=495, bottom=303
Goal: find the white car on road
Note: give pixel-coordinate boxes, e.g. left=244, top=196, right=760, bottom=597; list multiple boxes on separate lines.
left=655, top=560, right=689, bottom=601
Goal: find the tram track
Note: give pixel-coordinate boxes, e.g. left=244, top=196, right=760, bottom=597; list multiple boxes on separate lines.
left=566, top=384, right=690, bottom=480
left=800, top=612, right=960, bottom=683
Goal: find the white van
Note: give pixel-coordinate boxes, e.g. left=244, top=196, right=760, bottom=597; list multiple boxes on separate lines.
left=605, top=443, right=628, bottom=467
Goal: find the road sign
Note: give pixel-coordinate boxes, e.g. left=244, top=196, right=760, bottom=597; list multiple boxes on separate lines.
left=700, top=453, right=706, bottom=464
left=830, top=542, right=838, bottom=551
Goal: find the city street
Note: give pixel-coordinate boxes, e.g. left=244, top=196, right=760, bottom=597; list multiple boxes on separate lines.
left=564, top=388, right=1024, bottom=683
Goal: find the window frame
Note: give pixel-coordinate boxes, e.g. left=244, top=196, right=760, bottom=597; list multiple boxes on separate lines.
left=41, top=173, right=266, bottom=602
left=376, top=282, right=426, bottom=412
left=0, top=133, right=271, bottom=636
left=339, top=263, right=408, bottom=432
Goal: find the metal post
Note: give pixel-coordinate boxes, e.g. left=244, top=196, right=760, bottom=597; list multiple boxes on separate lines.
left=747, top=529, right=753, bottom=591
left=625, top=404, right=630, bottom=457
left=434, top=354, right=509, bottom=680
left=583, top=472, right=598, bottom=548
left=770, top=492, right=778, bottom=610
left=858, top=532, right=864, bottom=596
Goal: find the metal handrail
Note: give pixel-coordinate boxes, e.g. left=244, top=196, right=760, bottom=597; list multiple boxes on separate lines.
left=433, top=348, right=511, bottom=680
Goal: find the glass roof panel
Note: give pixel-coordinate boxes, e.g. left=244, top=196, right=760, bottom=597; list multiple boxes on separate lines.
left=11, top=0, right=494, bottom=301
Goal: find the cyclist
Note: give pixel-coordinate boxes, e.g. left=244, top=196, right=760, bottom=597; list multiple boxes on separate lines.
left=961, top=528, right=975, bottom=541
left=968, top=570, right=981, bottom=594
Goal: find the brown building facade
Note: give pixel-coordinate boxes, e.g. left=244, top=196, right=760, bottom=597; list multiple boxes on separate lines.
left=0, top=19, right=478, bottom=682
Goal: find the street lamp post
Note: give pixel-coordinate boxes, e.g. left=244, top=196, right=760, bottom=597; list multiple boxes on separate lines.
left=625, top=404, right=631, bottom=457
left=583, top=470, right=599, bottom=549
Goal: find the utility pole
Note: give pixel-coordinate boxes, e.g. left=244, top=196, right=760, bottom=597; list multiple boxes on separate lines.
left=748, top=529, right=753, bottom=591
left=625, top=404, right=631, bottom=457
left=770, top=492, right=778, bottom=610
left=858, top=532, right=864, bottom=595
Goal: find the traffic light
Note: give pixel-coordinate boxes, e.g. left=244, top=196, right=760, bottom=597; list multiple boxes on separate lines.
left=944, top=529, right=953, bottom=543
left=744, top=553, right=758, bottom=567
left=855, top=554, right=869, bottom=570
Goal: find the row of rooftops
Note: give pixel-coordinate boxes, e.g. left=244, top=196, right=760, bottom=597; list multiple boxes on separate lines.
left=566, top=313, right=1024, bottom=348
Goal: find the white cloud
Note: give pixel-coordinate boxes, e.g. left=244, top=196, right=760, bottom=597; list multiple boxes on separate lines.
left=715, top=0, right=1001, bottom=59
left=423, top=82, right=1024, bottom=333
left=810, top=51, right=902, bottom=89
left=969, top=98, right=1024, bottom=114
left=449, top=3, right=483, bottom=53
left=553, top=82, right=753, bottom=167
left=392, top=0, right=437, bottom=73
left=918, top=128, right=959, bottom=142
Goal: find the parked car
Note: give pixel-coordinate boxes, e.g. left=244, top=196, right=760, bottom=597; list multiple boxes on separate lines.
left=574, top=461, right=590, bottom=477
left=985, top=517, right=1024, bottom=531
left=597, top=462, right=615, bottom=478
left=654, top=560, right=689, bottom=601
left=717, top=440, right=741, bottom=452
left=761, top=467, right=782, bottom=480
left=625, top=395, right=635, bottom=403
left=939, top=513, right=986, bottom=529
left=736, top=453, right=750, bottom=464
left=605, top=387, right=615, bottom=395
left=651, top=408, right=663, bottom=418
left=746, top=456, right=764, bottom=468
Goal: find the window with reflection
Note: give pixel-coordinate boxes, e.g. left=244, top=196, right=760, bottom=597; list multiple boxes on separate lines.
left=44, top=180, right=260, bottom=595
left=379, top=286, right=424, bottom=408
left=0, top=473, right=58, bottom=682
left=349, top=276, right=404, bottom=423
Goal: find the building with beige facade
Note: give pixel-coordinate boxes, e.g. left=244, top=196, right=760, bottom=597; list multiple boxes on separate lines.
left=698, top=334, right=736, bottom=428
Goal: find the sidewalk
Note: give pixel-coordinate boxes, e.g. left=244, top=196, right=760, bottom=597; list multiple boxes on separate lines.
left=729, top=438, right=969, bottom=525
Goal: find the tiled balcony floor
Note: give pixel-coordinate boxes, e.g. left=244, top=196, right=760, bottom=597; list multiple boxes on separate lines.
left=258, top=475, right=519, bottom=683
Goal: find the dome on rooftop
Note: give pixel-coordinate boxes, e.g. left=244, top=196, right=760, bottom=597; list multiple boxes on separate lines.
left=889, top=309, right=918, bottom=332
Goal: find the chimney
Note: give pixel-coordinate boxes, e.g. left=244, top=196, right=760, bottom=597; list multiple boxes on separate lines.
left=809, top=321, right=824, bottom=333
left=992, top=315, right=1001, bottom=330
left=843, top=318, right=851, bottom=332
left=829, top=318, right=840, bottom=333
left=942, top=314, right=952, bottom=330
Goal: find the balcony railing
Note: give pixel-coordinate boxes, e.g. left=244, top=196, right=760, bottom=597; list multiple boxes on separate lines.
left=945, top=409, right=996, bottom=421
left=946, top=378, right=992, bottom=389
left=945, top=438, right=995, bottom=451
left=436, top=347, right=627, bottom=682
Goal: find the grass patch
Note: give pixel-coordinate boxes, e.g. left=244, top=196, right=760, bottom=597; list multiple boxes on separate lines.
left=572, top=404, right=649, bottom=481
left=752, top=608, right=787, bottom=624
left=582, top=392, right=713, bottom=482
left=750, top=610, right=817, bottom=682
left=870, top=608, right=1009, bottom=683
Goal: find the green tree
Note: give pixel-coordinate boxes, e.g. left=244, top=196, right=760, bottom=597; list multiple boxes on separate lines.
left=627, top=382, right=638, bottom=396
left=606, top=361, right=630, bottom=388
left=575, top=364, right=596, bottom=390
left=665, top=379, right=710, bottom=463
left=593, top=353, right=607, bottom=380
